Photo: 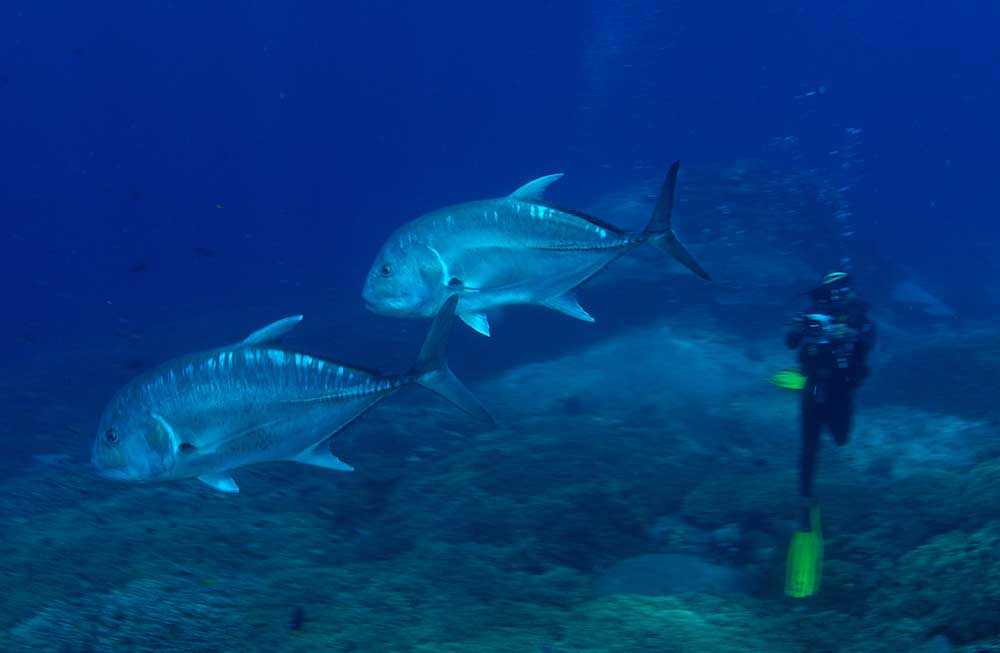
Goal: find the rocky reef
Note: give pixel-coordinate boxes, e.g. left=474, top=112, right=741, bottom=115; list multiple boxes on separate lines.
left=1, top=304, right=997, bottom=653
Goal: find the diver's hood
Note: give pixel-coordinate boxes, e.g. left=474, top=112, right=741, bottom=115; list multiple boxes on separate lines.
left=808, top=271, right=852, bottom=302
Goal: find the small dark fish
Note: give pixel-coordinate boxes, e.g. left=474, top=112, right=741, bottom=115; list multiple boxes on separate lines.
left=129, top=260, right=148, bottom=274
left=71, top=47, right=84, bottom=56
left=114, top=328, right=143, bottom=341
left=193, top=246, right=216, bottom=258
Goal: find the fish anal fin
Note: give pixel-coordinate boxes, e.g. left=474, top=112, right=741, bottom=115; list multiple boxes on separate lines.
left=243, top=315, right=304, bottom=345
left=199, top=474, right=239, bottom=493
left=291, top=445, right=354, bottom=472
left=458, top=312, right=491, bottom=337
left=509, top=173, right=564, bottom=201
left=542, top=294, right=595, bottom=322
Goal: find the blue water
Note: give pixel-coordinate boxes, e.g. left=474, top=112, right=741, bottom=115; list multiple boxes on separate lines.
left=2, top=2, right=998, bottom=651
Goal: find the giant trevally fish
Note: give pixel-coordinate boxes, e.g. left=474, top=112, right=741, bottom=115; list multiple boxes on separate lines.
left=362, top=162, right=710, bottom=336
left=91, top=296, right=489, bottom=493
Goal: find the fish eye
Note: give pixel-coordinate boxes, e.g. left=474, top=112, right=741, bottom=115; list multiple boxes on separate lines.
left=105, top=428, right=119, bottom=445
left=379, top=263, right=392, bottom=278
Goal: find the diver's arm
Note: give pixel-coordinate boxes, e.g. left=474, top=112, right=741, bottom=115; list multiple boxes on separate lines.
left=847, top=315, right=876, bottom=386
left=856, top=316, right=876, bottom=357
left=786, top=314, right=806, bottom=349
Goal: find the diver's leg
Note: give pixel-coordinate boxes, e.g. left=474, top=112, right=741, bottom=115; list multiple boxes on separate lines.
left=830, top=390, right=853, bottom=447
left=800, top=389, right=822, bottom=500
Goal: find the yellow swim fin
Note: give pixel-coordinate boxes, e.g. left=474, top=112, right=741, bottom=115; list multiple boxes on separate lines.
left=772, top=369, right=806, bottom=391
left=785, top=506, right=823, bottom=598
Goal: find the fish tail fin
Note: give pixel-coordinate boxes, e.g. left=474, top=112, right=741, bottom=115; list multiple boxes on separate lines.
left=643, top=161, right=712, bottom=281
left=411, top=296, right=494, bottom=423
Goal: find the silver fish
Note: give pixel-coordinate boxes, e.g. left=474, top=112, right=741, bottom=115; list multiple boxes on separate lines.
left=91, top=296, right=490, bottom=493
left=362, top=162, right=710, bottom=336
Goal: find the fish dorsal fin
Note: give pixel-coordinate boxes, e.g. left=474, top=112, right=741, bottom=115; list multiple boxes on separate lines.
left=509, top=173, right=564, bottom=201
left=242, top=315, right=303, bottom=345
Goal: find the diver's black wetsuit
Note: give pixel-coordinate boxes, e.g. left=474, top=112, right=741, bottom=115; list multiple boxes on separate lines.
left=786, top=300, right=875, bottom=499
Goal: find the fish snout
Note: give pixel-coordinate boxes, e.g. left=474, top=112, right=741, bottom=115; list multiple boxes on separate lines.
left=91, top=442, right=130, bottom=481
left=91, top=429, right=166, bottom=482
left=362, top=278, right=411, bottom=316
left=361, top=277, right=381, bottom=311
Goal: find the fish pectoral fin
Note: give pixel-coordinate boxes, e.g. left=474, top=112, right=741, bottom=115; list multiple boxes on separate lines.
left=242, top=315, right=304, bottom=345
left=458, top=312, right=491, bottom=337
left=451, top=281, right=521, bottom=294
left=290, top=445, right=355, bottom=472
left=542, top=293, right=595, bottom=322
left=509, top=173, right=564, bottom=201
left=447, top=278, right=504, bottom=295
left=198, top=474, right=240, bottom=493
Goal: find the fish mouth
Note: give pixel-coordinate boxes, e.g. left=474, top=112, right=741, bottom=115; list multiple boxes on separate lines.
left=362, top=279, right=420, bottom=316
left=363, top=294, right=407, bottom=316
left=363, top=299, right=385, bottom=316
left=361, top=284, right=383, bottom=313
left=92, top=465, right=132, bottom=482
left=91, top=447, right=138, bottom=482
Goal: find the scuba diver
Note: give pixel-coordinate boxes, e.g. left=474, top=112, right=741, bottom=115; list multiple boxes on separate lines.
left=779, top=271, right=876, bottom=597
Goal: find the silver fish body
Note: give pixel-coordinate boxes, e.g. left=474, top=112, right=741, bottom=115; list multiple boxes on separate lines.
left=92, top=297, right=489, bottom=493
left=363, top=163, right=710, bottom=336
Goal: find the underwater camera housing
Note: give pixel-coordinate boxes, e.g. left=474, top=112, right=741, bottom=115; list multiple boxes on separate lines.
left=803, top=313, right=835, bottom=344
